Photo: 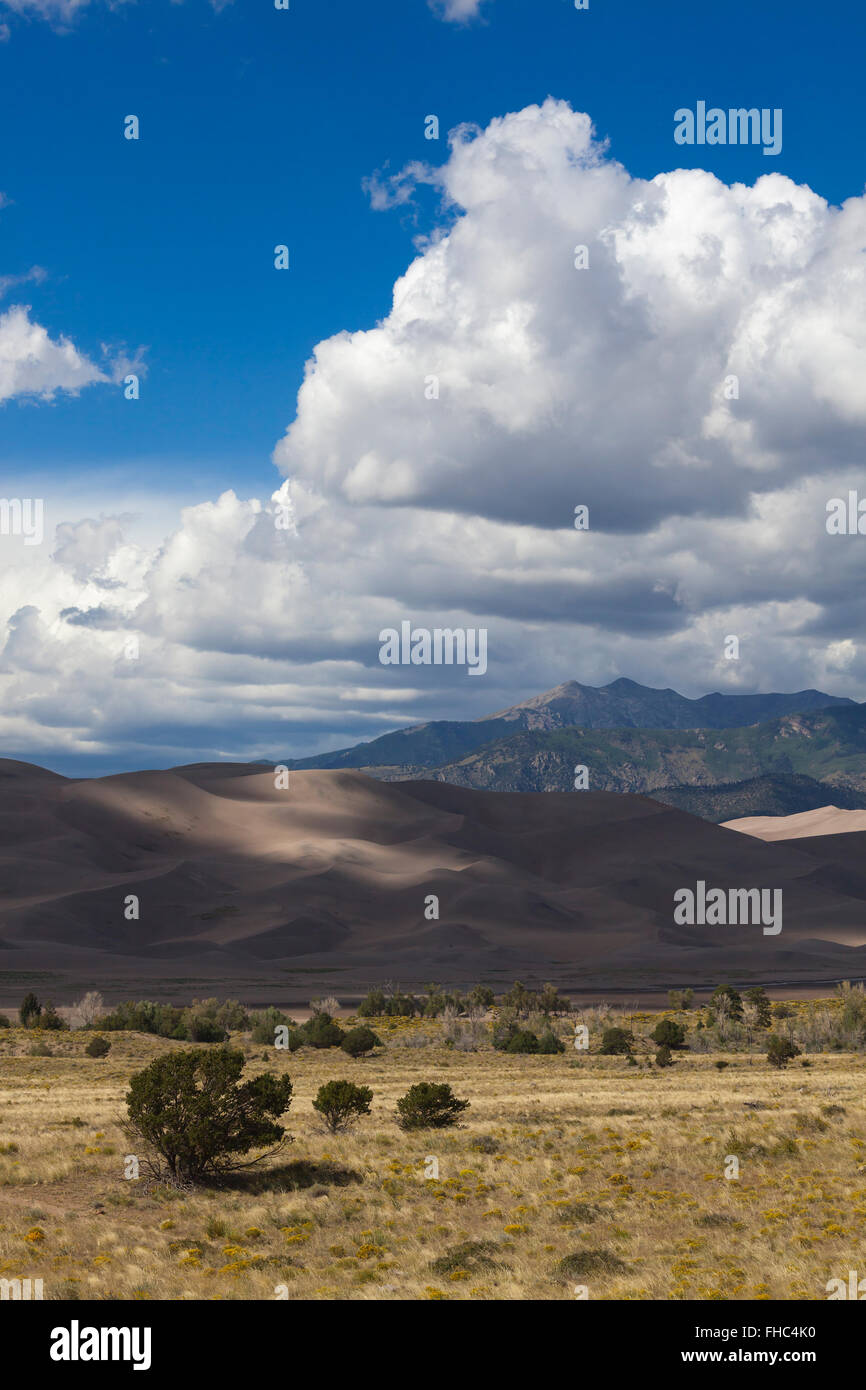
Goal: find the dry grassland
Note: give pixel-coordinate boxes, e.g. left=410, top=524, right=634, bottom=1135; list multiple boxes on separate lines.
left=1, top=1006, right=864, bottom=1301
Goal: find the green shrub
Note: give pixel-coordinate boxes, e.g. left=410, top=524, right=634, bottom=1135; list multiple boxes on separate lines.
left=250, top=1007, right=295, bottom=1045
left=357, top=988, right=387, bottom=1018
left=537, top=983, right=570, bottom=1015
left=340, top=1026, right=381, bottom=1058
left=651, top=1019, right=686, bottom=1049
left=467, top=985, right=495, bottom=1009
left=492, top=1015, right=519, bottom=1050
left=124, top=1047, right=292, bottom=1183
left=185, top=1016, right=229, bottom=1044
left=505, top=1029, right=540, bottom=1054
left=599, top=1027, right=633, bottom=1056
left=291, top=1012, right=345, bottom=1050
left=668, top=989, right=694, bottom=1010
left=40, top=1001, right=67, bottom=1031
left=537, top=1029, right=565, bottom=1054
left=422, top=984, right=465, bottom=1018
left=85, top=1035, right=111, bottom=1058
left=655, top=1044, right=673, bottom=1067
left=100, top=1000, right=186, bottom=1038
left=184, top=998, right=248, bottom=1041
left=28, top=1040, right=52, bottom=1056
left=502, top=981, right=535, bottom=1015
left=767, top=1034, right=801, bottom=1069
left=395, top=1082, right=469, bottom=1131
left=98, top=997, right=246, bottom=1042
left=0, top=1014, right=10, bottom=1028
left=357, top=989, right=418, bottom=1018
left=312, top=1080, right=373, bottom=1133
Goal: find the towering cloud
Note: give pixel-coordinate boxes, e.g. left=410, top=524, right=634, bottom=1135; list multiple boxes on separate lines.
left=4, top=100, right=866, bottom=766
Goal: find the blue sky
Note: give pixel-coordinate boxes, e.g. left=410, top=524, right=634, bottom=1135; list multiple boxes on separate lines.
left=3, top=0, right=863, bottom=491
left=2, top=0, right=866, bottom=773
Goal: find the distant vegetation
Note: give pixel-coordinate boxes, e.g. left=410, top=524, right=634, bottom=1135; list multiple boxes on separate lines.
left=6, top=979, right=866, bottom=1069
left=100, top=997, right=249, bottom=1042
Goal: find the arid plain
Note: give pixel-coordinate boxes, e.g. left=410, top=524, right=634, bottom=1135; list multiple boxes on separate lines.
left=2, top=998, right=865, bottom=1302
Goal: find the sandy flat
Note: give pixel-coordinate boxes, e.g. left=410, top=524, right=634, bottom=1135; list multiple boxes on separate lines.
left=723, top=805, right=866, bottom=841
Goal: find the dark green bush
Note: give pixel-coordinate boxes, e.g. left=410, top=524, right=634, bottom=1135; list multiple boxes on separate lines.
left=505, top=1029, right=540, bottom=1054
left=340, top=1026, right=381, bottom=1058
left=0, top=1014, right=10, bottom=1029
left=467, top=985, right=495, bottom=1009
left=650, top=1019, right=686, bottom=1049
left=99, top=997, right=245, bottom=1042
left=767, top=1034, right=801, bottom=1069
left=537, top=983, right=570, bottom=1015
left=186, top=1016, right=229, bottom=1044
left=357, top=988, right=387, bottom=1018
left=357, top=989, right=418, bottom=1018
left=312, top=1080, right=373, bottom=1132
left=124, top=1047, right=292, bottom=1183
left=101, top=1000, right=186, bottom=1037
left=250, top=1007, right=295, bottom=1045
left=655, top=1044, right=673, bottom=1067
left=502, top=981, right=534, bottom=1015
left=40, top=1001, right=68, bottom=1031
left=291, top=1012, right=345, bottom=1050
left=537, top=1029, right=566, bottom=1054
left=599, top=1027, right=633, bottom=1056
left=422, top=984, right=465, bottom=1018
left=395, top=1082, right=469, bottom=1131
left=85, top=1035, right=111, bottom=1058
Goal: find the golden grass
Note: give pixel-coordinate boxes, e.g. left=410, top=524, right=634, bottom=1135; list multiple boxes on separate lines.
left=1, top=1009, right=864, bottom=1301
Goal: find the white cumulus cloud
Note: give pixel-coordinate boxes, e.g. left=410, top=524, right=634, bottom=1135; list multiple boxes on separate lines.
left=5, top=100, right=866, bottom=768
left=0, top=304, right=107, bottom=404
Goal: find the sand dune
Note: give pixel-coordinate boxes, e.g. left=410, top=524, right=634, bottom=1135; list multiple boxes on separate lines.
left=723, top=805, right=866, bottom=841
left=1, top=759, right=866, bottom=990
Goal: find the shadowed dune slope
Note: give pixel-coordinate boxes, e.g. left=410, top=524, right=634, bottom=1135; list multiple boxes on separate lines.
left=1, top=759, right=865, bottom=984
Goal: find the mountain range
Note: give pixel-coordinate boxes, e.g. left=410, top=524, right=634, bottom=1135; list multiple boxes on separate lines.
left=289, top=678, right=865, bottom=820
